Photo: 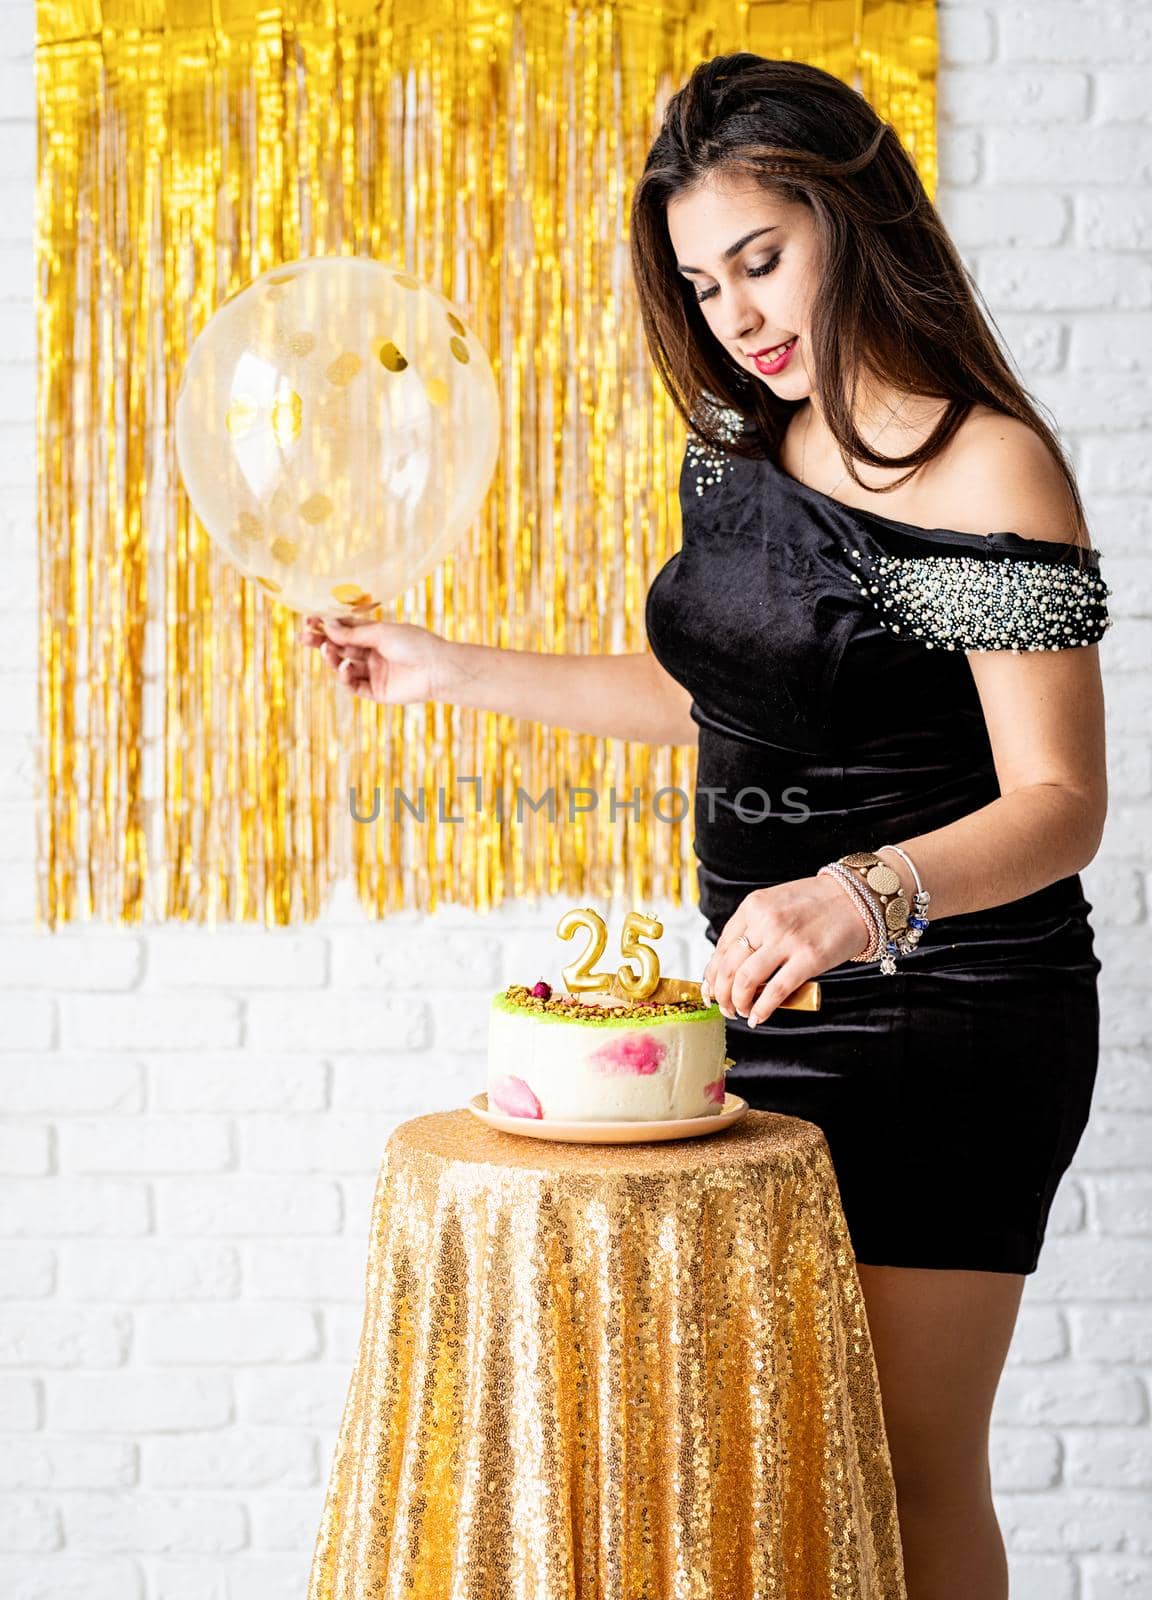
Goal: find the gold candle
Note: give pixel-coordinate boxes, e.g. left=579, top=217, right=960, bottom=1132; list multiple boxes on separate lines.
left=615, top=909, right=664, bottom=1001
left=556, top=907, right=615, bottom=994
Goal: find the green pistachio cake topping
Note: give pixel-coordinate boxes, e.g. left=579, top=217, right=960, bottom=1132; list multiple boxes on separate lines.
left=494, top=983, right=718, bottom=1026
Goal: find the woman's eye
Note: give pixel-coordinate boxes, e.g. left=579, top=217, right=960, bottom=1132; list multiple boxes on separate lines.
left=694, top=255, right=780, bottom=305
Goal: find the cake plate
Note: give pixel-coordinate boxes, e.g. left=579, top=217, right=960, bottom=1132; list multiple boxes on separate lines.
left=467, top=1086, right=749, bottom=1145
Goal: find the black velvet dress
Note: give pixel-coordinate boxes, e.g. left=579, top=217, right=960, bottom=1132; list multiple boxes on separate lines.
left=644, top=412, right=1113, bottom=1275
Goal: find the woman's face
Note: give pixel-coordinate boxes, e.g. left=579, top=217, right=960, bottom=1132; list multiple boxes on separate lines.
left=665, top=178, right=818, bottom=400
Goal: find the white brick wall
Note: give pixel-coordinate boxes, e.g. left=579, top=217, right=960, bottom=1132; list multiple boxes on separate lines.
left=3, top=2, right=1150, bottom=1594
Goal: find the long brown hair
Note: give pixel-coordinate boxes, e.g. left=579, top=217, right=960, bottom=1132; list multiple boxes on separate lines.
left=630, top=52, right=1093, bottom=557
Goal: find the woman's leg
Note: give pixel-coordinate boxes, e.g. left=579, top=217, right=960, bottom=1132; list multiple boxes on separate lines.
left=855, top=1263, right=1026, bottom=1600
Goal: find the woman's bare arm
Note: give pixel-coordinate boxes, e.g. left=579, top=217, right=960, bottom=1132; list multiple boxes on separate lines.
left=304, top=615, right=697, bottom=745
left=443, top=642, right=698, bottom=746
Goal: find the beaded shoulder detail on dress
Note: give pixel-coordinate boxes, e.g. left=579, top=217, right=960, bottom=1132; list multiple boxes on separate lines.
left=842, top=538, right=1112, bottom=653
left=684, top=395, right=743, bottom=497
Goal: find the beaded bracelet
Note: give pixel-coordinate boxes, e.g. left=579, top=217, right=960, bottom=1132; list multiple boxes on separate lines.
left=819, top=847, right=932, bottom=976
left=817, top=863, right=886, bottom=962
left=822, top=863, right=886, bottom=956
left=876, top=844, right=932, bottom=959
left=839, top=849, right=926, bottom=974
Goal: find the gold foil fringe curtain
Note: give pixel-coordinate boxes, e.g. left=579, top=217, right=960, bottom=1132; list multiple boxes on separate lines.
left=35, top=0, right=938, bottom=927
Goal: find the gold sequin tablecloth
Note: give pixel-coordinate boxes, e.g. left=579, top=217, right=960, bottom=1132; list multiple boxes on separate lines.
left=306, top=1108, right=907, bottom=1599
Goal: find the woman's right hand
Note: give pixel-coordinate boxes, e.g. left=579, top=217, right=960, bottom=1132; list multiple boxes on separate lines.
left=299, top=614, right=463, bottom=705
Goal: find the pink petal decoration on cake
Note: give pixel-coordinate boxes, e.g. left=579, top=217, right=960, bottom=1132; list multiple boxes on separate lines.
left=703, top=1076, right=726, bottom=1105
left=489, top=1075, right=544, bottom=1118
left=589, top=1033, right=667, bottom=1076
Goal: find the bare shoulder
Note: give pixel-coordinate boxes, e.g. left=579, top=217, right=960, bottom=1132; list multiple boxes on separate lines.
left=915, top=405, right=1087, bottom=546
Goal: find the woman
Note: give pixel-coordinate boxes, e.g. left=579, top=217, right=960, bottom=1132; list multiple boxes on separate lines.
left=302, top=55, right=1111, bottom=1600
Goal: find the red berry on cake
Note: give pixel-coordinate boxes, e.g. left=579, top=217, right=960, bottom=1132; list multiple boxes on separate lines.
left=530, top=980, right=552, bottom=999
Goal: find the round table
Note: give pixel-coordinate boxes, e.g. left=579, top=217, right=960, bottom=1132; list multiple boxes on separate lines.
left=307, top=1107, right=907, bottom=1600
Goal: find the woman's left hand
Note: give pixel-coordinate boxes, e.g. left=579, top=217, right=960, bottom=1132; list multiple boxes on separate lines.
left=701, top=874, right=872, bottom=1025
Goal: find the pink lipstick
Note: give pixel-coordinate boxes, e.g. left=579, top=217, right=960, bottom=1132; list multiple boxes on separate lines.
left=752, top=336, right=798, bottom=375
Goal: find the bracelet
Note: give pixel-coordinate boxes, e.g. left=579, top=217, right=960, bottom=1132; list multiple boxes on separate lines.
left=877, top=844, right=924, bottom=904
left=819, top=847, right=932, bottom=976
left=819, top=863, right=885, bottom=958
left=819, top=868, right=881, bottom=961
left=817, top=863, right=885, bottom=962
left=839, top=850, right=909, bottom=931
left=874, top=845, right=932, bottom=959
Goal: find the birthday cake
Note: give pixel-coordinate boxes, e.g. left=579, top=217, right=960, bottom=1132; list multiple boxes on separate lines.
left=487, top=977, right=730, bottom=1123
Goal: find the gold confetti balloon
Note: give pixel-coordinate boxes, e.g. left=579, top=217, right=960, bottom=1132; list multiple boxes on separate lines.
left=174, top=256, right=500, bottom=617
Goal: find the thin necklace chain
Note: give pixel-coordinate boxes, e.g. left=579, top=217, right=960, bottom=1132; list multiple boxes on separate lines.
left=799, top=394, right=908, bottom=498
